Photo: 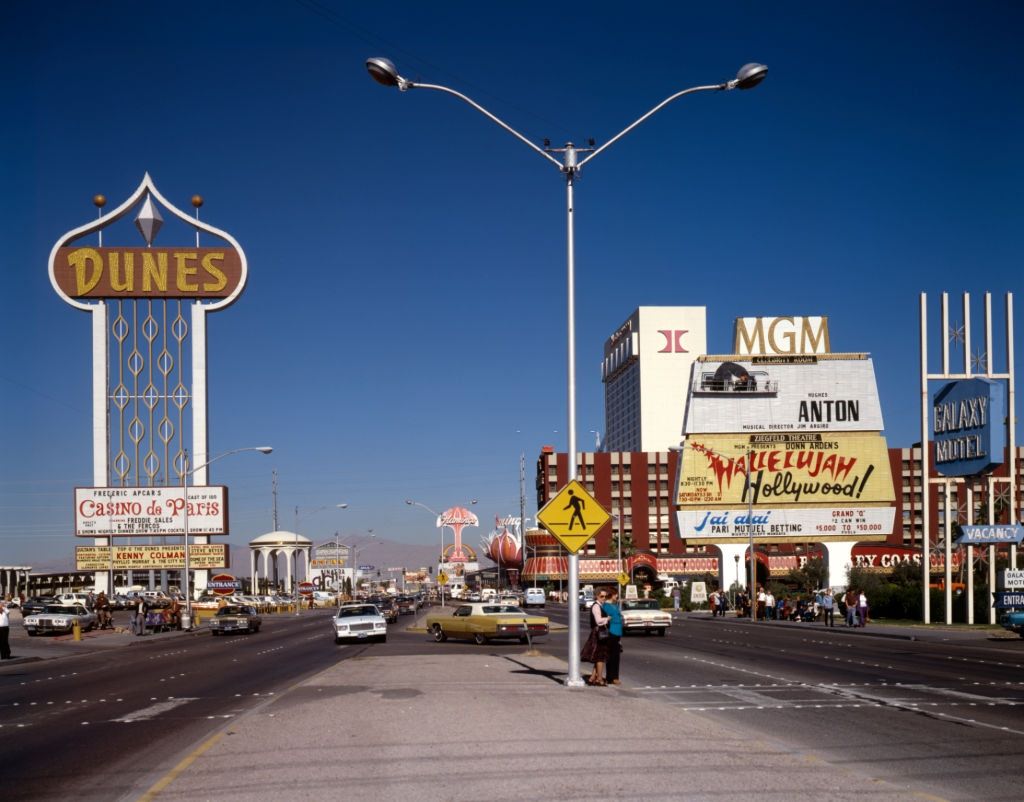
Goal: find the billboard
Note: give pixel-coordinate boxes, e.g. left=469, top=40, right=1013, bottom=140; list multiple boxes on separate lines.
left=733, top=316, right=830, bottom=356
left=684, top=355, right=884, bottom=434
left=932, top=378, right=1006, bottom=476
left=676, top=433, right=895, bottom=507
left=75, top=544, right=229, bottom=570
left=75, top=486, right=228, bottom=537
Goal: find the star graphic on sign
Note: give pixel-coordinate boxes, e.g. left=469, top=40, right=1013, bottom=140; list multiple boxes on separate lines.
left=971, top=349, right=988, bottom=372
left=947, top=323, right=965, bottom=346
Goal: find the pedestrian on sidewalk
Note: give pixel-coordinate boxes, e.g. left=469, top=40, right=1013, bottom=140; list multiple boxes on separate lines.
left=844, top=589, right=857, bottom=627
left=671, top=585, right=681, bottom=614
left=602, top=588, right=624, bottom=686
left=0, top=600, right=12, bottom=659
left=857, top=590, right=869, bottom=628
left=133, top=595, right=147, bottom=636
left=583, top=589, right=610, bottom=686
left=821, top=589, right=835, bottom=627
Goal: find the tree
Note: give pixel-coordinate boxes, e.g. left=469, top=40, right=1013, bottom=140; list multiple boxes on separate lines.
left=787, top=556, right=827, bottom=592
left=608, top=531, right=635, bottom=577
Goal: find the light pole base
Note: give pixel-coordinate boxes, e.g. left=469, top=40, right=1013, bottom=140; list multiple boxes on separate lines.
left=180, top=613, right=192, bottom=632
left=564, top=677, right=587, bottom=689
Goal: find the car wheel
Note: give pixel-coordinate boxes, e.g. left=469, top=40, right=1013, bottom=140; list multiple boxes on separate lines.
left=379, top=635, right=387, bottom=644
left=657, top=628, right=666, bottom=637
left=432, top=625, right=447, bottom=643
left=473, top=633, right=487, bottom=646
left=212, top=630, right=219, bottom=636
left=335, top=636, right=342, bottom=645
left=27, top=630, right=36, bottom=637
left=519, top=637, right=528, bottom=644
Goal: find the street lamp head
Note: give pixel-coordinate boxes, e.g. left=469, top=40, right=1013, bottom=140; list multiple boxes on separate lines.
left=366, top=57, right=404, bottom=88
left=733, top=62, right=768, bottom=90
left=256, top=446, right=273, bottom=454
left=337, top=503, right=349, bottom=509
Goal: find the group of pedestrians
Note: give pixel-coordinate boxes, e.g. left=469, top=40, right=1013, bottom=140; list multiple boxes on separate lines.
left=844, top=588, right=870, bottom=627
left=580, top=588, right=624, bottom=686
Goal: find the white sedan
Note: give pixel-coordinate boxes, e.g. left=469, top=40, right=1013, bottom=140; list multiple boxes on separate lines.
left=332, top=603, right=387, bottom=644
left=23, top=604, right=97, bottom=635
left=620, top=599, right=672, bottom=636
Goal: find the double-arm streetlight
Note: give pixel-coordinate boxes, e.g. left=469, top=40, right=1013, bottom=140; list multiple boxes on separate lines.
left=406, top=498, right=477, bottom=606
left=181, top=446, right=272, bottom=629
left=293, top=503, right=348, bottom=611
left=371, top=57, right=767, bottom=686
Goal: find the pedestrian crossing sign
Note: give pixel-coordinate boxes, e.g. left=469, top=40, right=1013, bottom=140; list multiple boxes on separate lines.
left=536, top=480, right=611, bottom=553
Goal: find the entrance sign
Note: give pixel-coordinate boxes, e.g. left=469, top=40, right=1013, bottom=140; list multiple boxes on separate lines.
left=536, top=480, right=611, bottom=553
left=208, top=574, right=241, bottom=596
left=992, top=591, right=1024, bottom=609
left=690, top=582, right=708, bottom=603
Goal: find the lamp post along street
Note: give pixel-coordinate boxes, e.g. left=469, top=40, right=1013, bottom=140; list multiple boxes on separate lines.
left=370, top=57, right=766, bottom=686
left=180, top=446, right=272, bottom=630
left=745, top=448, right=756, bottom=622
left=294, top=503, right=348, bottom=614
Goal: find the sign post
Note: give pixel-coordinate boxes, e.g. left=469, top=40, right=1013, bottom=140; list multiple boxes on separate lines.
left=537, top=480, right=611, bottom=687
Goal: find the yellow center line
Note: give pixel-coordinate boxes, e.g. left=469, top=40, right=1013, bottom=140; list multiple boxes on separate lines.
left=136, top=730, right=224, bottom=801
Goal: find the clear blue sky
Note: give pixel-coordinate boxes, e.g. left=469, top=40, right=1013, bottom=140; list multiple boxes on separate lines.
left=2, top=1, right=1021, bottom=569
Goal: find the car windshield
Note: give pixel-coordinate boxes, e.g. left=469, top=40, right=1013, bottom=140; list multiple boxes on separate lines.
left=482, top=605, right=525, bottom=615
left=337, top=606, right=378, bottom=618
left=623, top=600, right=660, bottom=610
left=217, top=606, right=248, bottom=616
left=42, top=605, right=68, bottom=614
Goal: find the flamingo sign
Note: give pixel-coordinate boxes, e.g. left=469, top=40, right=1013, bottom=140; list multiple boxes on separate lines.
left=437, top=506, right=479, bottom=563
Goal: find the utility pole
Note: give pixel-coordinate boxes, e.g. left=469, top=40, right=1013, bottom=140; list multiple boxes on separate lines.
left=272, top=469, right=279, bottom=531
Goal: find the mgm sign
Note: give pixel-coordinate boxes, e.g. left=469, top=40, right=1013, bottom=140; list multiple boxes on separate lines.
left=49, top=174, right=248, bottom=592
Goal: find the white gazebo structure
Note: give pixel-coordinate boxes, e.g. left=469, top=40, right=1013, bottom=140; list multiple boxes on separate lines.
left=249, top=531, right=312, bottom=594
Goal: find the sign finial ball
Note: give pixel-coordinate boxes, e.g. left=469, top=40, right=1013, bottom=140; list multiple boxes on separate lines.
left=92, top=194, right=107, bottom=208
left=191, top=195, right=204, bottom=208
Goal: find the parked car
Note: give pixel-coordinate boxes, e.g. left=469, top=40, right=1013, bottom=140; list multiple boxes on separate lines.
left=209, top=604, right=262, bottom=635
left=23, top=604, right=97, bottom=635
left=523, top=588, right=546, bottom=608
left=57, top=592, right=94, bottom=609
left=21, top=596, right=56, bottom=616
left=425, top=603, right=549, bottom=645
left=332, top=603, right=387, bottom=644
left=578, top=587, right=595, bottom=611
left=1000, top=609, right=1024, bottom=638
left=3, top=597, right=21, bottom=609
left=621, top=598, right=672, bottom=636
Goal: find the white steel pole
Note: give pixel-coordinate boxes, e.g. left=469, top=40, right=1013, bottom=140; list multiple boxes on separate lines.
left=920, top=293, right=931, bottom=624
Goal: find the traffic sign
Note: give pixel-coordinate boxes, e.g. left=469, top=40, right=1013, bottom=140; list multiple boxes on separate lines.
left=298, top=581, right=314, bottom=597
left=437, top=571, right=449, bottom=586
left=617, top=572, right=630, bottom=587
left=536, top=480, right=611, bottom=553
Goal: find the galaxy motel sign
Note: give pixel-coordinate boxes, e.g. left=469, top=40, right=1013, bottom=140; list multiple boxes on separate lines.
left=932, top=377, right=1006, bottom=477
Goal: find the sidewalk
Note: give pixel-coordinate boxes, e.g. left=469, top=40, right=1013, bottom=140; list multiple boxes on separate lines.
left=144, top=649, right=925, bottom=802
left=681, top=610, right=1016, bottom=642
left=1, top=609, right=203, bottom=664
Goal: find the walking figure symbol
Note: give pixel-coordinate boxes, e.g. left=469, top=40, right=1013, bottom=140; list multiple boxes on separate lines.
left=564, top=489, right=586, bottom=530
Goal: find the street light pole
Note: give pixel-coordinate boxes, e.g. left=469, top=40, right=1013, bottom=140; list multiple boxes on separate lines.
left=180, top=446, right=272, bottom=630
left=745, top=448, right=757, bottom=622
left=293, top=503, right=348, bottom=613
left=406, top=498, right=477, bottom=607
left=369, top=57, right=767, bottom=687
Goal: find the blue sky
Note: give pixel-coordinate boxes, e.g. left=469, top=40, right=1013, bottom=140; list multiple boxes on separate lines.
left=2, top=1, right=1021, bottom=569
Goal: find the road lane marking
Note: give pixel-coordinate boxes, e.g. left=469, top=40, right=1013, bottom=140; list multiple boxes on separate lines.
left=112, top=697, right=198, bottom=723
left=136, top=730, right=225, bottom=802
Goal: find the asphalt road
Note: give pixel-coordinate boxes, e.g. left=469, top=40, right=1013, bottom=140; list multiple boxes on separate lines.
left=1, top=610, right=371, bottom=801
left=545, top=604, right=1024, bottom=800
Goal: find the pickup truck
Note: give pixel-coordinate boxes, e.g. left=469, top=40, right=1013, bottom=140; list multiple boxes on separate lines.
left=1000, top=609, right=1024, bottom=638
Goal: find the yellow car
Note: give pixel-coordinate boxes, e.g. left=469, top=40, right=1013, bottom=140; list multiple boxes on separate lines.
left=425, top=602, right=549, bottom=645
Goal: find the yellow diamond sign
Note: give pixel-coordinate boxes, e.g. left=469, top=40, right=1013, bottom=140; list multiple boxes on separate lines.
left=536, top=480, right=611, bottom=553
left=437, top=571, right=449, bottom=586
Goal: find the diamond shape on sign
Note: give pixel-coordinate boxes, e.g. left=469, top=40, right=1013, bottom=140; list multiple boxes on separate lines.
left=536, top=480, right=611, bottom=554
